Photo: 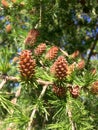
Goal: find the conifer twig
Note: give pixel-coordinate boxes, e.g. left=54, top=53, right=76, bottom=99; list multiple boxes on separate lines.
left=67, top=109, right=76, bottom=130
left=11, top=86, right=22, bottom=105
left=27, top=84, right=48, bottom=130
left=0, top=79, right=7, bottom=89
left=0, top=75, right=18, bottom=82
left=59, top=48, right=69, bottom=57
left=39, top=0, right=42, bottom=27
left=87, top=40, right=97, bottom=64
left=37, top=79, right=53, bottom=85
left=0, top=75, right=53, bottom=85
left=67, top=101, right=76, bottom=130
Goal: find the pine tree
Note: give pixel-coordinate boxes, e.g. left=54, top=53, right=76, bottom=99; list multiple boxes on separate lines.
left=0, top=0, right=98, bottom=130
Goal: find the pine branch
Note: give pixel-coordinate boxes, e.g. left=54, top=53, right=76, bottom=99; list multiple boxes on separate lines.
left=39, top=0, right=42, bottom=27
left=0, top=75, right=18, bottom=89
left=0, top=74, right=18, bottom=82
left=27, top=84, right=48, bottom=130
left=87, top=40, right=97, bottom=64
left=37, top=79, right=53, bottom=85
left=35, top=0, right=42, bottom=29
left=0, top=75, right=53, bottom=85
left=0, top=79, right=7, bottom=89
left=11, top=86, right=22, bottom=105
left=67, top=109, right=76, bottom=130
left=59, top=48, right=69, bottom=57
left=67, top=101, right=76, bottom=130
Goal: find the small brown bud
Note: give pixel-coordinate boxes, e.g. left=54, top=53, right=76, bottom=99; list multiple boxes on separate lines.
left=70, top=50, right=80, bottom=59
left=70, top=86, right=80, bottom=98
left=52, top=84, right=66, bottom=98
left=25, top=29, right=39, bottom=46
left=6, top=24, right=12, bottom=33
left=77, top=60, right=85, bottom=70
left=91, top=81, right=98, bottom=94
left=1, top=0, right=9, bottom=8
left=91, top=68, right=96, bottom=75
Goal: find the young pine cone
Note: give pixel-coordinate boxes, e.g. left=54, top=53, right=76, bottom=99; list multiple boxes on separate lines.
left=34, top=43, right=46, bottom=56
left=70, top=50, right=80, bottom=59
left=1, top=0, right=9, bottom=8
left=25, top=29, right=39, bottom=46
left=5, top=24, right=12, bottom=33
left=54, top=56, right=68, bottom=80
left=70, top=86, right=80, bottom=98
left=52, top=85, right=66, bottom=98
left=91, top=81, right=98, bottom=94
left=19, top=50, right=36, bottom=79
left=77, top=60, right=85, bottom=70
left=45, top=46, right=59, bottom=60
left=91, top=68, right=96, bottom=75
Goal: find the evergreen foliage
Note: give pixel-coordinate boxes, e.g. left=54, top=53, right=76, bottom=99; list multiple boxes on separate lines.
left=0, top=0, right=98, bottom=130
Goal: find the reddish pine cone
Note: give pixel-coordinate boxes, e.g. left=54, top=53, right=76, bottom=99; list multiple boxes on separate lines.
left=34, top=43, right=46, bottom=56
left=6, top=24, right=12, bottom=33
left=1, top=0, right=9, bottom=7
left=91, top=68, right=96, bottom=75
left=19, top=50, right=36, bottom=78
left=91, top=81, right=98, bottom=94
left=70, top=50, right=80, bottom=59
left=25, top=29, right=39, bottom=46
left=70, top=86, right=80, bottom=98
left=55, top=56, right=68, bottom=80
left=45, top=46, right=59, bottom=60
left=77, top=60, right=85, bottom=70
left=52, top=85, right=66, bottom=98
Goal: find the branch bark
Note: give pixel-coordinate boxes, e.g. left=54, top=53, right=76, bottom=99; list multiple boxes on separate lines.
left=0, top=79, right=7, bottom=89
left=67, top=109, right=76, bottom=130
left=27, top=84, right=48, bottom=130
left=0, top=75, right=18, bottom=82
left=67, top=101, right=76, bottom=130
left=87, top=40, right=97, bottom=64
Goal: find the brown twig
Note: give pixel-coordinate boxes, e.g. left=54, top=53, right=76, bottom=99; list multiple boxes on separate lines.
left=39, top=0, right=42, bottom=27
left=37, top=79, right=53, bottom=85
left=0, top=75, right=53, bottom=85
left=87, top=40, right=97, bottom=64
left=0, top=79, right=7, bottom=89
left=0, top=75, right=18, bottom=82
left=27, top=84, right=48, bottom=130
left=59, top=48, right=69, bottom=57
left=0, top=75, right=18, bottom=90
left=11, top=86, right=22, bottom=105
left=67, top=109, right=76, bottom=130
left=67, top=101, right=76, bottom=130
